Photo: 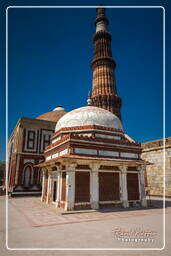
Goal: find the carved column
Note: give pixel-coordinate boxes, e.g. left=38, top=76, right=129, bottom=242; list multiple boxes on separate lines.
left=46, top=169, right=53, bottom=204
left=119, top=165, right=129, bottom=208
left=41, top=168, right=46, bottom=202
left=90, top=163, right=100, bottom=209
left=56, top=167, right=61, bottom=208
left=138, top=165, right=147, bottom=207
left=65, top=163, right=76, bottom=211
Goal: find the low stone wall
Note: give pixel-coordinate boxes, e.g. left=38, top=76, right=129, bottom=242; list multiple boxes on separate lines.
left=141, top=137, right=171, bottom=197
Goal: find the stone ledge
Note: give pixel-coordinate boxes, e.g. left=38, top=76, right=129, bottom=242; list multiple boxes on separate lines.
left=61, top=209, right=96, bottom=215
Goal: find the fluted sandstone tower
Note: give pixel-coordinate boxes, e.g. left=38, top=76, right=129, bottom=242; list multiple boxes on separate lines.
left=91, top=8, right=122, bottom=120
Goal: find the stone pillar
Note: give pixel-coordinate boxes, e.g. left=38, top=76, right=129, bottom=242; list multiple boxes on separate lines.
left=59, top=171, right=63, bottom=203
left=41, top=169, right=46, bottom=202
left=120, top=166, right=129, bottom=208
left=90, top=163, right=100, bottom=209
left=46, top=173, right=50, bottom=204
left=65, top=164, right=76, bottom=211
left=138, top=165, right=147, bottom=207
left=56, top=169, right=61, bottom=207
left=46, top=170, right=53, bottom=204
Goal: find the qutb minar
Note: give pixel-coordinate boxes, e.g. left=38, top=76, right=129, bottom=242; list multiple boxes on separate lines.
left=90, top=8, right=122, bottom=120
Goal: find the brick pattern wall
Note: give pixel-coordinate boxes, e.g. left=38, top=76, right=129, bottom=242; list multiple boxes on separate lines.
left=7, top=118, right=56, bottom=192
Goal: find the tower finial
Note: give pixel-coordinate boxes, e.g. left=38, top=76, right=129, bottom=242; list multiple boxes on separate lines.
left=95, top=7, right=108, bottom=32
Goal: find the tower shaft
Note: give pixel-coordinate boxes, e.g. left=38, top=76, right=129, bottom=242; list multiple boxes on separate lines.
left=91, top=8, right=122, bottom=120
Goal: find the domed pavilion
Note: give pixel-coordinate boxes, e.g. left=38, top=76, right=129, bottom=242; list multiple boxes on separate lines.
left=39, top=102, right=146, bottom=210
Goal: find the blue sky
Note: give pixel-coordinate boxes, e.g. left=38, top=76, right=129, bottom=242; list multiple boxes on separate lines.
left=0, top=0, right=170, bottom=161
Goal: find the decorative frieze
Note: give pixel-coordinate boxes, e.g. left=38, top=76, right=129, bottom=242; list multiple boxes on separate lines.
left=95, top=133, right=121, bottom=139
left=75, top=148, right=97, bottom=155
left=120, top=152, right=138, bottom=159
left=99, top=150, right=119, bottom=157
left=46, top=148, right=68, bottom=161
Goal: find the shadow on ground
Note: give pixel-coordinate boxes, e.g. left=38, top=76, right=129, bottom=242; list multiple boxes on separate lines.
left=96, top=198, right=171, bottom=214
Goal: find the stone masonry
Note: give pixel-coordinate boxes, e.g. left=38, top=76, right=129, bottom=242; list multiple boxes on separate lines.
left=141, top=137, right=171, bottom=197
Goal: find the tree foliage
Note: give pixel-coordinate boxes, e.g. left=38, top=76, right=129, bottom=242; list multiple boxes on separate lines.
left=0, top=161, right=5, bottom=185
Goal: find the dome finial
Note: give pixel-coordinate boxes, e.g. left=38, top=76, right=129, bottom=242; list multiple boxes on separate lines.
left=87, top=91, right=92, bottom=105
left=53, top=105, right=64, bottom=111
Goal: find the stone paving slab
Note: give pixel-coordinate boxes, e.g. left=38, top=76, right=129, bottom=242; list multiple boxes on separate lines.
left=8, top=197, right=167, bottom=228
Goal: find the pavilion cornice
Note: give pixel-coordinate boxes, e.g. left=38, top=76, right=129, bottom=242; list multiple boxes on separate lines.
left=45, top=133, right=141, bottom=153
left=36, top=154, right=146, bottom=168
left=45, top=134, right=70, bottom=152
left=69, top=134, right=140, bottom=146
left=52, top=125, right=123, bottom=139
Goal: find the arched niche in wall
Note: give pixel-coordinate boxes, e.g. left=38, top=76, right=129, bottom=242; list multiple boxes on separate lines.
left=23, top=165, right=33, bottom=187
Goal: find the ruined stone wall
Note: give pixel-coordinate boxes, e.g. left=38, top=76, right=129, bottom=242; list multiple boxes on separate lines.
left=141, top=137, right=171, bottom=197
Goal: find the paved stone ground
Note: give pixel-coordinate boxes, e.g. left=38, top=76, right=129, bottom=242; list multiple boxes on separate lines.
left=0, top=196, right=171, bottom=256
left=8, top=197, right=164, bottom=227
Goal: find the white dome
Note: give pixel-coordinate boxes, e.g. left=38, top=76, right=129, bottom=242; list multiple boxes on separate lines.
left=53, top=106, right=64, bottom=111
left=55, top=106, right=123, bottom=131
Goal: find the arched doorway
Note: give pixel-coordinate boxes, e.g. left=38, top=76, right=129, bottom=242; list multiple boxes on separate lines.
left=23, top=165, right=32, bottom=187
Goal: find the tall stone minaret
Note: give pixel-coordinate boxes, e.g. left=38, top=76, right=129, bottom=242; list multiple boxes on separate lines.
left=90, top=8, right=122, bottom=120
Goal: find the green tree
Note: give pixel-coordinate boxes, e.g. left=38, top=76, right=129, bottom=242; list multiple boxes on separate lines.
left=0, top=161, right=5, bottom=186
